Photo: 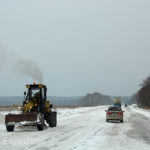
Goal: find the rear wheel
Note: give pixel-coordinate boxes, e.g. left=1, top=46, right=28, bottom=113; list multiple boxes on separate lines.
left=120, top=120, right=123, bottom=123
left=6, top=125, right=15, bottom=132
left=49, top=112, right=57, bottom=127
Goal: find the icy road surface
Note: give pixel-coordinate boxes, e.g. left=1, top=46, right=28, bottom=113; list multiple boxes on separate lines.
left=0, top=105, right=150, bottom=150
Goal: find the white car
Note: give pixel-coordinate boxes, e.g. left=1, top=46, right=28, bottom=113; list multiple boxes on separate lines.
left=105, top=106, right=124, bottom=123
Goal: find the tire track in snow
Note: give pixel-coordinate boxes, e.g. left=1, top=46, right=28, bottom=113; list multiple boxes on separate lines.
left=127, top=107, right=150, bottom=145
left=69, top=126, right=106, bottom=150
left=29, top=106, right=106, bottom=150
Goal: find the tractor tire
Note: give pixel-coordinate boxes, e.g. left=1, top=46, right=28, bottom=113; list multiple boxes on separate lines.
left=6, top=125, right=15, bottom=132
left=49, top=112, right=57, bottom=127
left=37, top=114, right=44, bottom=131
left=37, top=124, right=44, bottom=131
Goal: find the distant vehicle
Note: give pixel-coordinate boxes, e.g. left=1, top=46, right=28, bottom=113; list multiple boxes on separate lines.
left=105, top=106, right=124, bottom=123
left=114, top=97, right=121, bottom=107
left=125, top=104, right=127, bottom=107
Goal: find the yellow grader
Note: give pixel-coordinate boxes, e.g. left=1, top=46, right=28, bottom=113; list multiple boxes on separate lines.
left=5, top=83, right=57, bottom=131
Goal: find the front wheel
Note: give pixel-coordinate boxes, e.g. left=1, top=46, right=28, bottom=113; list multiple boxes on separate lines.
left=6, top=125, right=15, bottom=132
left=37, top=124, right=44, bottom=131
left=37, top=114, right=44, bottom=131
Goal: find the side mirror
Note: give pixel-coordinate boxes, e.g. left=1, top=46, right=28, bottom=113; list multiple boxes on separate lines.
left=24, top=91, right=26, bottom=95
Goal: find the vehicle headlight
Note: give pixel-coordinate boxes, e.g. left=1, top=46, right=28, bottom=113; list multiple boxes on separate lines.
left=30, top=106, right=32, bottom=109
left=18, top=106, right=21, bottom=109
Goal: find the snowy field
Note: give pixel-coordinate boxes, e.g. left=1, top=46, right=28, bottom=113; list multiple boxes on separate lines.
left=0, top=105, right=150, bottom=150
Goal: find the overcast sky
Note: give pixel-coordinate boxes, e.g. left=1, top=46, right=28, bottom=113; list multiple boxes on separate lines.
left=0, top=0, right=150, bottom=97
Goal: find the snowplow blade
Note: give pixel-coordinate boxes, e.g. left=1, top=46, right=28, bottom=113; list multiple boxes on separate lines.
left=5, top=114, right=37, bottom=125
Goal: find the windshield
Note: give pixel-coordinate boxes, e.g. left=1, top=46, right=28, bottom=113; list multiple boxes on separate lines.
left=108, top=107, right=122, bottom=111
left=31, top=89, right=40, bottom=98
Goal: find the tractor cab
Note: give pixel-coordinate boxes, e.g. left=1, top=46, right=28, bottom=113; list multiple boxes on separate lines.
left=24, top=84, right=47, bottom=101
left=23, top=83, right=47, bottom=113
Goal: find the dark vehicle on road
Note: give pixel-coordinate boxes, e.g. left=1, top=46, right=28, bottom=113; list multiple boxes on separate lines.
left=125, top=104, right=127, bottom=107
left=105, top=106, right=124, bottom=123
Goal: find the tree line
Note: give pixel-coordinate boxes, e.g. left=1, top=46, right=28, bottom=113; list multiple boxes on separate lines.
left=131, top=76, right=150, bottom=107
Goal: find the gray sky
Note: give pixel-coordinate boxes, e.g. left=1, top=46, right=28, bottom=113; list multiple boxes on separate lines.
left=0, top=0, right=150, bottom=96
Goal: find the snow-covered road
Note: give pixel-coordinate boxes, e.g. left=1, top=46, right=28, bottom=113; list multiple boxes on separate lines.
left=0, top=105, right=150, bottom=150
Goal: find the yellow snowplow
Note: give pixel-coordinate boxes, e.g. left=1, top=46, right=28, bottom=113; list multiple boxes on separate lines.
left=5, top=83, right=57, bottom=131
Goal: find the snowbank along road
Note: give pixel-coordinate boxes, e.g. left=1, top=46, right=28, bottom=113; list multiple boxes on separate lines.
left=0, top=105, right=150, bottom=150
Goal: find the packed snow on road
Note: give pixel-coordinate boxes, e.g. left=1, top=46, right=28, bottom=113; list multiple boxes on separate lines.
left=0, top=105, right=150, bottom=150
